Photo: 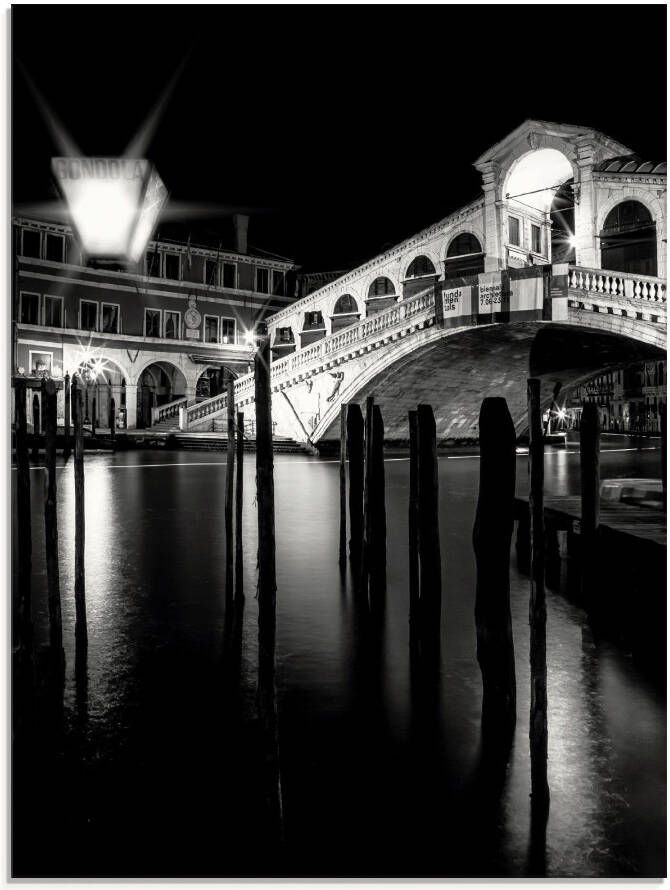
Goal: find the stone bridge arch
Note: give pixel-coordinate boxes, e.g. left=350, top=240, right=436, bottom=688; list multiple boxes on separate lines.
left=313, top=322, right=662, bottom=445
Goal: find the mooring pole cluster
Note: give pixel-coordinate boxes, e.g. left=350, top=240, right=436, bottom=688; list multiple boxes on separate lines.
left=340, top=396, right=388, bottom=614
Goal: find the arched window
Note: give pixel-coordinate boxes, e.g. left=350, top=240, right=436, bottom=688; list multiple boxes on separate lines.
left=368, top=276, right=395, bottom=298
left=600, top=201, right=656, bottom=276
left=405, top=255, right=436, bottom=279
left=333, top=294, right=358, bottom=315
left=447, top=233, right=482, bottom=258
left=444, top=233, right=485, bottom=280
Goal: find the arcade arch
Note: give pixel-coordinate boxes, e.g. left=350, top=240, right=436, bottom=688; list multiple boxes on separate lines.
left=74, top=357, right=127, bottom=429
left=137, top=361, right=187, bottom=428
left=445, top=232, right=485, bottom=279
left=331, top=294, right=360, bottom=332
left=600, top=200, right=657, bottom=276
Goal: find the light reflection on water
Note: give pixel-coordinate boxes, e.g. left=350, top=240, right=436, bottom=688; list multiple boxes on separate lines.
left=18, top=443, right=665, bottom=876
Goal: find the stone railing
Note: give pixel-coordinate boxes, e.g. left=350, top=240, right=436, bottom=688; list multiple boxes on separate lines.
left=180, top=391, right=229, bottom=429
left=232, top=285, right=436, bottom=405
left=151, top=395, right=187, bottom=425
left=568, top=266, right=666, bottom=303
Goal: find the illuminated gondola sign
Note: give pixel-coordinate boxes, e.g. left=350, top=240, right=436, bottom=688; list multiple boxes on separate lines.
left=51, top=156, right=168, bottom=264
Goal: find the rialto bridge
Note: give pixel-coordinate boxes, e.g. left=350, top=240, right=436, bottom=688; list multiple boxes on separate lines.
left=169, top=120, right=667, bottom=445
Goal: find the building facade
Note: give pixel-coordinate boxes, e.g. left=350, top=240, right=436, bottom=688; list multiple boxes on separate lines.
left=12, top=214, right=299, bottom=429
left=566, top=360, right=667, bottom=434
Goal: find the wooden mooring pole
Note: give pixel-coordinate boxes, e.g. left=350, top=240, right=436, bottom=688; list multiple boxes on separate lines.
left=339, top=404, right=347, bottom=569
left=661, top=402, right=666, bottom=510
left=44, top=379, right=63, bottom=660
left=91, top=395, right=97, bottom=439
left=32, top=393, right=40, bottom=462
left=369, top=404, right=387, bottom=612
left=362, top=395, right=375, bottom=590
left=72, top=379, right=88, bottom=646
left=109, top=397, right=116, bottom=441
left=417, top=404, right=441, bottom=643
left=473, top=397, right=516, bottom=734
left=255, top=336, right=283, bottom=835
left=225, top=376, right=235, bottom=607
left=256, top=336, right=276, bottom=625
left=63, top=372, right=71, bottom=459
left=579, top=401, right=600, bottom=608
left=235, top=410, right=244, bottom=602
left=15, top=380, right=33, bottom=655
left=528, top=379, right=549, bottom=806
left=408, top=409, right=419, bottom=636
left=346, top=403, right=364, bottom=568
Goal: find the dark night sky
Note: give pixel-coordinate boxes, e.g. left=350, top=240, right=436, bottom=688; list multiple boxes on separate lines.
left=12, top=4, right=667, bottom=272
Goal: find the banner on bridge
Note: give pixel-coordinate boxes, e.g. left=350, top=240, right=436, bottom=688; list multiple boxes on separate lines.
left=441, top=270, right=544, bottom=324
left=441, top=285, right=473, bottom=318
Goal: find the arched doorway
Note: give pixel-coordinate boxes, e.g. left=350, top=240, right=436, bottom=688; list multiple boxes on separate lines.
left=137, top=361, right=187, bottom=428
left=550, top=181, right=576, bottom=264
left=75, top=359, right=126, bottom=430
left=600, top=200, right=657, bottom=276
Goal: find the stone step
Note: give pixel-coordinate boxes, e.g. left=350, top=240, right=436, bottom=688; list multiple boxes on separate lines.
left=169, top=434, right=308, bottom=454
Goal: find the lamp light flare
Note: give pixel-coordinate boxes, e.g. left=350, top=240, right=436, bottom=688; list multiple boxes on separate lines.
left=52, top=157, right=167, bottom=263
left=568, top=234, right=578, bottom=250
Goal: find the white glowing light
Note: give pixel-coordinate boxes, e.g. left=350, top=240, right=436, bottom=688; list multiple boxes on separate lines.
left=244, top=331, right=256, bottom=347
left=557, top=408, right=567, bottom=420
left=89, top=358, right=109, bottom=381
left=52, top=157, right=167, bottom=263
left=568, top=234, right=578, bottom=250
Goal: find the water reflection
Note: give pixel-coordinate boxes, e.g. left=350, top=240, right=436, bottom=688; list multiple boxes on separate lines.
left=12, top=445, right=665, bottom=878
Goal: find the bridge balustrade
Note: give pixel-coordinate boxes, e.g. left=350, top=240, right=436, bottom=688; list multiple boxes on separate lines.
left=228, top=265, right=667, bottom=412
left=183, top=392, right=228, bottom=428
left=569, top=266, right=666, bottom=304
left=151, top=395, right=188, bottom=425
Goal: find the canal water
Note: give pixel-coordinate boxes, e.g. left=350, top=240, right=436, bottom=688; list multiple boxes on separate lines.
left=12, top=437, right=666, bottom=877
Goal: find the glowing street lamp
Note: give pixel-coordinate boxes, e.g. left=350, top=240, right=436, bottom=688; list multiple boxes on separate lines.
left=51, top=157, right=167, bottom=264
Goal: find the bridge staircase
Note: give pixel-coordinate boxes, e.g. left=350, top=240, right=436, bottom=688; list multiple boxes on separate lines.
left=150, top=390, right=231, bottom=432
left=150, top=393, right=307, bottom=452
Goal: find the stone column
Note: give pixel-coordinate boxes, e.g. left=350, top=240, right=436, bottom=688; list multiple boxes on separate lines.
left=573, top=138, right=598, bottom=269
left=478, top=162, right=504, bottom=272
left=125, top=383, right=138, bottom=429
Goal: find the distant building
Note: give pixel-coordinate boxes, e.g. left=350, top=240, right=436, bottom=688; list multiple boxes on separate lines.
left=565, top=360, right=666, bottom=433
left=297, top=270, right=349, bottom=298
left=12, top=214, right=299, bottom=429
